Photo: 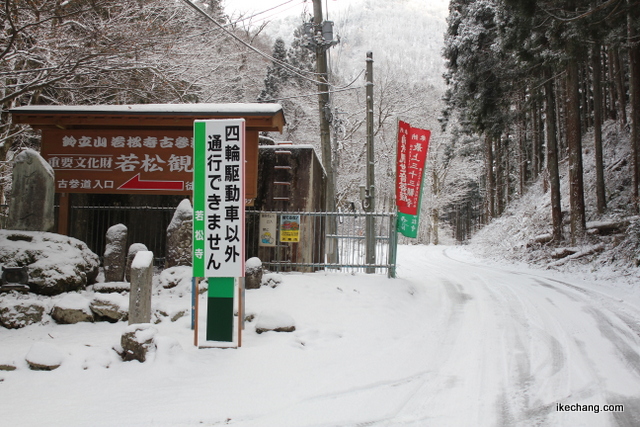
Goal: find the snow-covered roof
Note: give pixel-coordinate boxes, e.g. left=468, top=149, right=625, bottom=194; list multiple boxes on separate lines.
left=10, top=103, right=286, bottom=132
left=10, top=103, right=283, bottom=116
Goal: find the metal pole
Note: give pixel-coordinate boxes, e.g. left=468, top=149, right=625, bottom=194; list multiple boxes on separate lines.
left=365, top=51, right=376, bottom=273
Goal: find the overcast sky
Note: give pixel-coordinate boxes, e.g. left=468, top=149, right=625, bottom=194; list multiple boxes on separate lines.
left=224, top=0, right=449, bottom=24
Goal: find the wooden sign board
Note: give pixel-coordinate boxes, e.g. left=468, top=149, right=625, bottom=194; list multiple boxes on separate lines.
left=40, top=128, right=259, bottom=201
left=41, top=129, right=192, bottom=195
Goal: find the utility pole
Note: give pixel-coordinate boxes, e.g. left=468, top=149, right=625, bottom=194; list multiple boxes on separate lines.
left=311, top=0, right=339, bottom=264
left=364, top=52, right=376, bottom=272
left=312, top=0, right=335, bottom=214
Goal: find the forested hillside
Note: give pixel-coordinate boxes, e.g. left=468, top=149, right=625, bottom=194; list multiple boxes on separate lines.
left=442, top=0, right=640, bottom=270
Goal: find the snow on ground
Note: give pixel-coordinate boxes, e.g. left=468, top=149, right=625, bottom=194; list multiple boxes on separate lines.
left=1, top=245, right=640, bottom=426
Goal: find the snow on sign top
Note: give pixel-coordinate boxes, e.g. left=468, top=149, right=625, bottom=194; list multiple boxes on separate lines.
left=10, top=103, right=284, bottom=116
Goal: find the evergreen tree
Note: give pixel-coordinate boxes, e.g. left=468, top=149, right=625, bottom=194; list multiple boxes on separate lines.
left=287, top=26, right=316, bottom=86
left=443, top=0, right=514, bottom=217
left=258, top=38, right=290, bottom=102
left=444, top=0, right=640, bottom=242
left=203, top=0, right=226, bottom=24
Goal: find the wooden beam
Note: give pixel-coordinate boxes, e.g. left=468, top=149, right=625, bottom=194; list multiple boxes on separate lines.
left=57, top=192, right=70, bottom=235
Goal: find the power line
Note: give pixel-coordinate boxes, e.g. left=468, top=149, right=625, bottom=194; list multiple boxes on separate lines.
left=260, top=85, right=363, bottom=103
left=182, top=1, right=305, bottom=41
left=180, top=0, right=326, bottom=85
left=228, top=0, right=306, bottom=26
left=258, top=69, right=366, bottom=103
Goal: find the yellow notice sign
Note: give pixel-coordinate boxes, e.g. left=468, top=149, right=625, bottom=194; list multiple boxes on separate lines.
left=279, top=214, right=300, bottom=243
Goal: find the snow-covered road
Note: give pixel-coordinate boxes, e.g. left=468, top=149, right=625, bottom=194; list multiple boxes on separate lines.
left=392, top=245, right=640, bottom=426
left=1, top=245, right=640, bottom=426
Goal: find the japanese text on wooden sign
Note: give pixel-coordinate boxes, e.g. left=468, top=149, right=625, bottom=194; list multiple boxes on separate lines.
left=193, top=119, right=246, bottom=278
left=40, top=129, right=193, bottom=194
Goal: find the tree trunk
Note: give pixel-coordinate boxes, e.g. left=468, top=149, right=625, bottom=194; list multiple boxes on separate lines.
left=532, top=99, right=542, bottom=181
left=544, top=68, right=563, bottom=242
left=604, top=47, right=613, bottom=119
left=556, top=76, right=567, bottom=157
left=582, top=64, right=592, bottom=130
left=611, top=47, right=627, bottom=125
left=430, top=169, right=440, bottom=245
left=518, top=94, right=527, bottom=196
left=495, top=135, right=505, bottom=216
left=485, top=134, right=495, bottom=219
left=592, top=43, right=607, bottom=214
left=431, top=207, right=440, bottom=245
left=566, top=57, right=586, bottom=243
left=629, top=6, right=640, bottom=212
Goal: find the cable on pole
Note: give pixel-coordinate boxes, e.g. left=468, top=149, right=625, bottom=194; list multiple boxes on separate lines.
left=180, top=0, right=328, bottom=85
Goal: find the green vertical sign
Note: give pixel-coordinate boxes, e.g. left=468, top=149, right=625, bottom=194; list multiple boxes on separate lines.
left=193, top=121, right=206, bottom=277
left=206, top=277, right=235, bottom=342
left=397, top=212, right=420, bottom=238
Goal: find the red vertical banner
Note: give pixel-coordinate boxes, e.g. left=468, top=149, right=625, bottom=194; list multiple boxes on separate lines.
left=396, top=121, right=430, bottom=216
left=396, top=120, right=411, bottom=212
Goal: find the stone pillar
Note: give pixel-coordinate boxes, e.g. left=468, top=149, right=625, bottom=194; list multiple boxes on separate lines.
left=245, top=257, right=263, bottom=289
left=7, top=149, right=55, bottom=232
left=103, top=224, right=128, bottom=282
left=125, top=243, right=148, bottom=282
left=128, top=250, right=154, bottom=325
left=165, top=199, right=193, bottom=268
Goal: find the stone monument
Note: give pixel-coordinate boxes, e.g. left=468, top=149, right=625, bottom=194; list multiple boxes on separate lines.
left=7, top=149, right=55, bottom=231
left=103, top=224, right=128, bottom=282
left=165, top=199, right=193, bottom=268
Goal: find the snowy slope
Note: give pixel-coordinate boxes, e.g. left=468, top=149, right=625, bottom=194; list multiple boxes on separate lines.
left=470, top=120, right=640, bottom=285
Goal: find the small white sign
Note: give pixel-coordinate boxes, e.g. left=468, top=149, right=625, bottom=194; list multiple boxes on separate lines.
left=259, top=213, right=277, bottom=247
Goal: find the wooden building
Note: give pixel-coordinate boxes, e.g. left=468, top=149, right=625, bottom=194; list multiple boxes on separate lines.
left=10, top=103, right=285, bottom=259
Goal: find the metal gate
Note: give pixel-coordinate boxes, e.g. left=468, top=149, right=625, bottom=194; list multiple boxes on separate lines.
left=246, top=211, right=397, bottom=277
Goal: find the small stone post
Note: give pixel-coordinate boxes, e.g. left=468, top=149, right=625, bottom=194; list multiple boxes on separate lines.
left=103, top=224, right=128, bottom=282
left=7, top=149, right=55, bottom=232
left=125, top=243, right=148, bottom=282
left=128, top=250, right=154, bottom=325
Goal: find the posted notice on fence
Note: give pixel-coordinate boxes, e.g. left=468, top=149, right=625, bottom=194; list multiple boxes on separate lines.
left=259, top=212, right=277, bottom=247
left=279, top=214, right=300, bottom=243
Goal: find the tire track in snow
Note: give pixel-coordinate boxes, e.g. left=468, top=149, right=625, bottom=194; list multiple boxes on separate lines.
left=388, top=248, right=518, bottom=426
left=439, top=247, right=640, bottom=426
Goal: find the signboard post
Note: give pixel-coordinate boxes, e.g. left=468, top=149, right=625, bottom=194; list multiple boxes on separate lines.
left=396, top=121, right=431, bottom=238
left=193, top=119, right=246, bottom=348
